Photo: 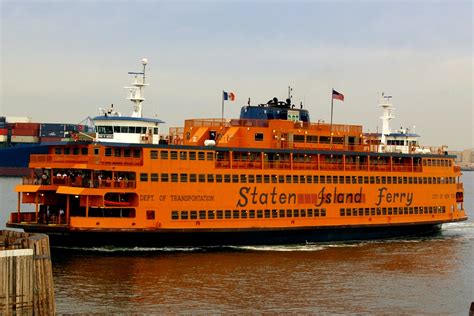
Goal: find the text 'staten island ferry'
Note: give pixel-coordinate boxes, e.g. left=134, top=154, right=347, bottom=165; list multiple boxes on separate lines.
left=6, top=59, right=467, bottom=247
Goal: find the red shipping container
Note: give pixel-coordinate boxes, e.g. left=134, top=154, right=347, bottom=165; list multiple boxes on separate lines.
left=0, top=128, right=7, bottom=135
left=11, top=128, right=39, bottom=136
left=40, top=137, right=65, bottom=143
left=14, top=122, right=40, bottom=130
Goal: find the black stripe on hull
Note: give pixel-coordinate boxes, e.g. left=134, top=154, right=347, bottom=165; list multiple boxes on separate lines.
left=19, top=224, right=442, bottom=248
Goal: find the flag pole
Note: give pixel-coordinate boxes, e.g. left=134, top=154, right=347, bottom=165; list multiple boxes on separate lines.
left=330, top=88, right=334, bottom=149
left=221, top=90, right=224, bottom=125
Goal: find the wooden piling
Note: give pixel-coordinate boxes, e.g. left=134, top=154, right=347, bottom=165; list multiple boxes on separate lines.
left=0, top=230, right=55, bottom=315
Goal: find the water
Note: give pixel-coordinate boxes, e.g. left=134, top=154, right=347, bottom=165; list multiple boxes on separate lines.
left=1, top=174, right=473, bottom=314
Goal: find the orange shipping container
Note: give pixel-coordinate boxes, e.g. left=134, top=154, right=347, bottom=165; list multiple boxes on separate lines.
left=0, top=128, right=7, bottom=135
left=14, top=122, right=40, bottom=130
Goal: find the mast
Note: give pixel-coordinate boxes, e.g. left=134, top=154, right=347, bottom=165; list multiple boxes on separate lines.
left=125, top=58, right=149, bottom=118
left=379, top=93, right=394, bottom=151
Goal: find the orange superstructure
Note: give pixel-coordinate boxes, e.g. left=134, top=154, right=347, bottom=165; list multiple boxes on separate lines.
left=5, top=61, right=467, bottom=247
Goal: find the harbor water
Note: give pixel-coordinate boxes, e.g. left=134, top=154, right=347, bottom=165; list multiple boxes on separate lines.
left=1, top=174, right=473, bottom=314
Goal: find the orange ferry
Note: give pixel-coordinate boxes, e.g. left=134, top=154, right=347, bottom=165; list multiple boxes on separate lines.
left=6, top=59, right=467, bottom=247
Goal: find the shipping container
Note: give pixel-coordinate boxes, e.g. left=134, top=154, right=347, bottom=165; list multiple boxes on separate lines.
left=0, top=122, right=6, bottom=128
left=11, top=135, right=39, bottom=143
left=0, top=128, right=8, bottom=135
left=14, top=122, right=40, bottom=130
left=11, top=128, right=39, bottom=136
left=0, top=135, right=7, bottom=142
left=0, top=116, right=6, bottom=122
left=40, top=130, right=65, bottom=138
left=40, top=123, right=66, bottom=131
left=40, top=136, right=65, bottom=143
left=6, top=116, right=31, bottom=123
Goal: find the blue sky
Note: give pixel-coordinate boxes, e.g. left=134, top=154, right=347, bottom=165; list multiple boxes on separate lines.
left=1, top=0, right=472, bottom=150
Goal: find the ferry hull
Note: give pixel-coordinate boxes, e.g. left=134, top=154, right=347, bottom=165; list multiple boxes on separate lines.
left=9, top=223, right=444, bottom=248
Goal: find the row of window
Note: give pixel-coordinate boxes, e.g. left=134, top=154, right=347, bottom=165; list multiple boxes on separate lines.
left=340, top=205, right=447, bottom=217
left=171, top=208, right=328, bottom=220
left=140, top=172, right=456, bottom=185
left=149, top=149, right=452, bottom=168
left=96, top=125, right=159, bottom=135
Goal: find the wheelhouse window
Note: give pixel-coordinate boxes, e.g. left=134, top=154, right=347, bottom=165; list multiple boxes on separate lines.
left=255, top=133, right=264, bottom=141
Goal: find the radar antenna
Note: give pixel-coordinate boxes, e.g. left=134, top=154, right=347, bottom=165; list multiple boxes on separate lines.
left=124, top=58, right=149, bottom=118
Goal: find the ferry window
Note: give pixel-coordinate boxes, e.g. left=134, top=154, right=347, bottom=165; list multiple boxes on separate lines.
left=393, top=207, right=398, bottom=215
left=315, top=209, right=320, bottom=217
left=370, top=208, right=376, bottom=216
left=256, top=175, right=262, bottom=183
left=198, top=152, right=205, bottom=160
left=307, top=135, right=318, bottom=143
left=81, top=148, right=88, bottom=155
left=190, top=174, right=197, bottom=183
left=140, top=173, right=148, bottom=182
left=73, top=148, right=80, bottom=155
left=225, top=210, right=231, bottom=219
left=180, top=173, right=188, bottom=182
left=286, top=175, right=292, bottom=183
left=241, top=210, right=248, bottom=219
left=321, top=209, right=326, bottom=217
left=185, top=132, right=191, bottom=141
left=332, top=176, right=337, bottom=184
left=338, top=176, right=344, bottom=184
left=320, top=176, right=326, bottom=184
left=248, top=175, right=255, bottom=183
left=124, top=149, right=131, bottom=157
left=257, top=210, right=263, bottom=218
left=233, top=210, right=240, bottom=219
left=170, top=151, right=178, bottom=160
left=120, top=126, right=127, bottom=133
left=364, top=176, right=369, bottom=184
left=114, top=126, right=120, bottom=133
left=151, top=173, right=158, bottom=182
left=409, top=207, right=414, bottom=214
left=413, top=177, right=418, bottom=184
left=264, top=175, right=270, bottom=183
left=314, top=176, right=319, bottom=184
left=408, top=177, right=413, bottom=184
left=369, top=176, right=374, bottom=184
left=255, top=133, right=264, bottom=141
left=300, top=175, right=306, bottom=184
left=403, top=177, right=408, bottom=184
left=216, top=174, right=223, bottom=183
left=160, top=151, right=169, bottom=159
left=271, top=175, right=278, bottom=183
left=347, top=209, right=352, bottom=216
left=216, top=210, right=223, bottom=219
left=294, top=135, right=305, bottom=143
left=365, top=208, right=370, bottom=216
left=279, top=209, right=285, bottom=217
left=247, top=210, right=254, bottom=218
left=206, top=152, right=214, bottom=161
left=423, top=177, right=427, bottom=184
left=153, top=128, right=159, bottom=135
left=320, top=136, right=330, bottom=144
left=55, top=148, right=62, bottom=155
left=189, top=152, right=196, bottom=160
left=171, top=211, right=179, bottom=220
left=272, top=209, right=278, bottom=218
left=114, top=148, right=121, bottom=157
left=133, top=150, right=140, bottom=158
left=65, top=148, right=73, bottom=155
left=307, top=176, right=313, bottom=184
left=171, top=173, right=178, bottom=182
left=208, top=211, right=215, bottom=219
left=232, top=175, right=239, bottom=183
left=224, top=174, right=231, bottom=183
left=207, top=174, right=214, bottom=182
left=382, top=208, right=387, bottom=215
left=392, top=177, right=397, bottom=184
left=199, top=210, right=206, bottom=219
left=146, top=210, right=155, bottom=220
left=181, top=211, right=189, bottom=220
left=240, top=174, right=247, bottom=183
left=265, top=209, right=271, bottom=218
left=300, top=209, right=306, bottom=217
left=293, top=175, right=299, bottom=183
left=150, top=150, right=158, bottom=159
left=180, top=151, right=187, bottom=160
left=286, top=209, right=292, bottom=218
left=161, top=173, right=169, bottom=182
left=128, top=126, right=136, bottom=133
left=376, top=208, right=381, bottom=215
left=198, top=174, right=206, bottom=182
left=307, top=209, right=313, bottom=217
left=190, top=211, right=197, bottom=220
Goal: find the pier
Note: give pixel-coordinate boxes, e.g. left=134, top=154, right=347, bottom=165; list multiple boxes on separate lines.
left=0, top=230, right=55, bottom=315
